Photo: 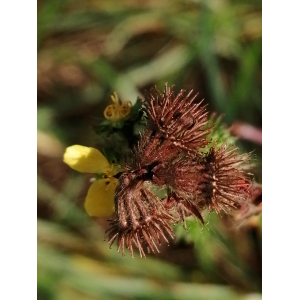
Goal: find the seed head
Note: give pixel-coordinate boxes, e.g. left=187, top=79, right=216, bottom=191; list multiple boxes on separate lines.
left=142, top=83, right=213, bottom=156
left=106, top=172, right=175, bottom=258
left=106, top=84, right=252, bottom=257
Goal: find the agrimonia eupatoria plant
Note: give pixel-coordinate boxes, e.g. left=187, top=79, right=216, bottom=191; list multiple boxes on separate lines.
left=64, top=83, right=251, bottom=258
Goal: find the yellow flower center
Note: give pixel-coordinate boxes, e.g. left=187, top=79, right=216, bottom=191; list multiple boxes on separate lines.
left=104, top=92, right=132, bottom=121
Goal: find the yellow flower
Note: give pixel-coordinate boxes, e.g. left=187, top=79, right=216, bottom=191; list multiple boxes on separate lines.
left=63, top=145, right=118, bottom=217
left=104, top=92, right=132, bottom=122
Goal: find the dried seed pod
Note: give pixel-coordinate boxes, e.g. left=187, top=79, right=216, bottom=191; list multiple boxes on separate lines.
left=152, top=143, right=251, bottom=221
left=201, top=142, right=251, bottom=214
left=142, top=83, right=214, bottom=156
left=106, top=172, right=175, bottom=257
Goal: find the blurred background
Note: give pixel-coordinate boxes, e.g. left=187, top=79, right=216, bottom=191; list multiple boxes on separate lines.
left=37, top=0, right=262, bottom=299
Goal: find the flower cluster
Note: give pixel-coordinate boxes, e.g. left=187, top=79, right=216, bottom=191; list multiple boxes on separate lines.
left=64, top=84, right=251, bottom=258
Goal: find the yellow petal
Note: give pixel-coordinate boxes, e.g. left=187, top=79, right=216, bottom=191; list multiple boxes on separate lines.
left=84, top=178, right=118, bottom=217
left=63, top=145, right=110, bottom=174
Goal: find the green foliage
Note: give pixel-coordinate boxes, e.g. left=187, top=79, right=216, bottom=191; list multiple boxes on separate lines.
left=92, top=99, right=145, bottom=163
left=200, top=114, right=238, bottom=155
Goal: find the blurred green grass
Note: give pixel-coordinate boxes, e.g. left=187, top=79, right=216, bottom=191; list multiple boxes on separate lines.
left=37, top=0, right=262, bottom=299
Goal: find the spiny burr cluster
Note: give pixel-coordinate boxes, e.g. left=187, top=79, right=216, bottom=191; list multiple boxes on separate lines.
left=107, top=83, right=251, bottom=257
